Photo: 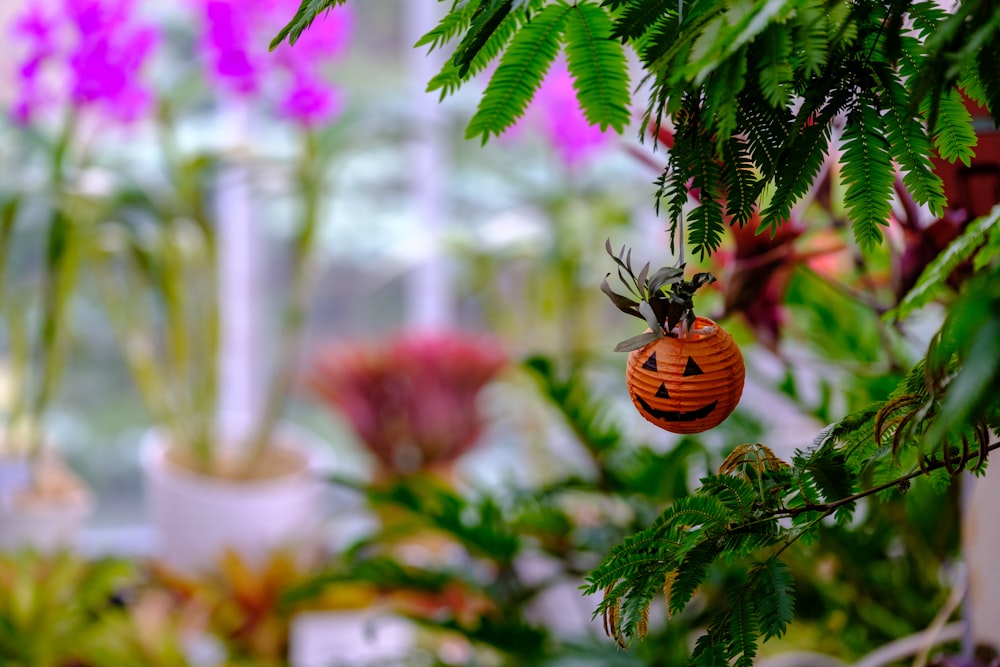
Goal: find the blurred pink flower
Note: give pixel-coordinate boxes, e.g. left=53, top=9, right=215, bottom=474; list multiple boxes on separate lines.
left=10, top=0, right=158, bottom=124
left=308, top=331, right=508, bottom=476
left=517, top=60, right=615, bottom=167
left=278, top=72, right=344, bottom=127
left=194, top=0, right=353, bottom=126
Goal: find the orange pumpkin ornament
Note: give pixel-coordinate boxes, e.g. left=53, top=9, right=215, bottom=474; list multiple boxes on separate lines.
left=601, top=240, right=745, bottom=434
left=624, top=317, right=745, bottom=434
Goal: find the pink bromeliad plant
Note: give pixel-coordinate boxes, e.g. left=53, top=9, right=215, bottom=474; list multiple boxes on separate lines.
left=307, top=331, right=509, bottom=478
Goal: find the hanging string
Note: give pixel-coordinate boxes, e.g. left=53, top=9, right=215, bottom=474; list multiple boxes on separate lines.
left=675, top=0, right=685, bottom=269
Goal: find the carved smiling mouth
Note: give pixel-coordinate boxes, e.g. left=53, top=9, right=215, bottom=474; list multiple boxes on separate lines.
left=635, top=394, right=719, bottom=422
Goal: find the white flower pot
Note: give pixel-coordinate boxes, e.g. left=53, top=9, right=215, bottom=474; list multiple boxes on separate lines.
left=0, top=497, right=93, bottom=552
left=140, top=424, right=329, bottom=575
left=0, top=455, right=93, bottom=552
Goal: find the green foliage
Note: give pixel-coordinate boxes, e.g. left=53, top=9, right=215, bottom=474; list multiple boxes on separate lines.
left=451, top=0, right=516, bottom=77
left=268, top=0, right=1000, bottom=661
left=563, top=3, right=631, bottom=132
left=891, top=206, right=1000, bottom=319
left=0, top=552, right=136, bottom=667
left=357, top=476, right=523, bottom=563
left=748, top=559, right=795, bottom=641
left=426, top=8, right=525, bottom=100
left=275, top=0, right=998, bottom=258
left=839, top=95, right=894, bottom=250
left=587, top=240, right=1000, bottom=660
left=466, top=2, right=572, bottom=143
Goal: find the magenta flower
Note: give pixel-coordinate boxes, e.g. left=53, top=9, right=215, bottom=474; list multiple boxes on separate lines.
left=200, top=0, right=258, bottom=94
left=308, top=331, right=508, bottom=476
left=279, top=73, right=344, bottom=127
left=515, top=59, right=615, bottom=167
left=194, top=0, right=353, bottom=126
left=10, top=0, right=158, bottom=125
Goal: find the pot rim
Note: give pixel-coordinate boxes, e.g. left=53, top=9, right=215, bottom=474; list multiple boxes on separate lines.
left=140, top=422, right=332, bottom=493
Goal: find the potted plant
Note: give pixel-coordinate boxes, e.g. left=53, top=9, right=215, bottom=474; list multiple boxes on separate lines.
left=0, top=0, right=161, bottom=550
left=86, top=0, right=355, bottom=574
left=0, top=236, right=93, bottom=550
left=306, top=330, right=509, bottom=482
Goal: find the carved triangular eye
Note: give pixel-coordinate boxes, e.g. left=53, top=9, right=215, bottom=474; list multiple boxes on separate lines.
left=655, top=383, right=670, bottom=399
left=642, top=352, right=658, bottom=371
left=683, top=357, right=704, bottom=376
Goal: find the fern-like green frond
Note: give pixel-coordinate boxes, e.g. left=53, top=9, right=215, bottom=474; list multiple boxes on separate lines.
left=874, top=64, right=946, bottom=216
left=928, top=89, right=977, bottom=166
left=690, top=632, right=729, bottom=667
left=720, top=527, right=780, bottom=563
left=678, top=108, right=726, bottom=258
left=736, top=90, right=791, bottom=177
left=976, top=39, right=1000, bottom=123
left=565, top=1, right=632, bottom=132
left=759, top=90, right=843, bottom=233
left=466, top=2, right=573, bottom=143
left=840, top=95, right=894, bottom=250
left=426, top=10, right=524, bottom=100
left=791, top=1, right=829, bottom=77
left=796, top=448, right=857, bottom=523
left=584, top=528, right=677, bottom=594
left=756, top=23, right=793, bottom=109
left=452, top=0, right=515, bottom=77
left=748, top=559, right=795, bottom=640
left=728, top=590, right=759, bottom=667
left=636, top=10, right=680, bottom=70
left=720, top=136, right=759, bottom=227
left=415, top=0, right=478, bottom=52
left=687, top=184, right=726, bottom=260
left=914, top=1, right=1000, bottom=131
left=669, top=539, right=720, bottom=615
left=828, top=402, right=886, bottom=470
left=610, top=0, right=672, bottom=43
left=644, top=5, right=721, bottom=92
left=654, top=493, right=732, bottom=536
left=907, top=1, right=950, bottom=40
left=703, top=46, right=748, bottom=144
left=699, top=475, right=757, bottom=520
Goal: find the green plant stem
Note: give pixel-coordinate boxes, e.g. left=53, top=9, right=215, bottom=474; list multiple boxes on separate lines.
left=0, top=199, right=20, bottom=455
left=244, top=129, right=323, bottom=469
left=27, top=111, right=79, bottom=466
left=156, top=106, right=218, bottom=471
left=775, top=441, right=1000, bottom=520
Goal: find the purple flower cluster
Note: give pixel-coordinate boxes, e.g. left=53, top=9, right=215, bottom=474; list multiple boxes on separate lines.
left=195, top=0, right=353, bottom=127
left=10, top=0, right=158, bottom=125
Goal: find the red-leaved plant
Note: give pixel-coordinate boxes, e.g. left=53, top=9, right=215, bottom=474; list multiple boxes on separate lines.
left=307, top=331, right=508, bottom=477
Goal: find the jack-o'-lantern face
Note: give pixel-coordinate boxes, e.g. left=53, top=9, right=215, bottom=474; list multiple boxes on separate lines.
left=624, top=318, right=745, bottom=435
left=633, top=353, right=719, bottom=422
